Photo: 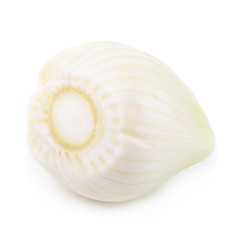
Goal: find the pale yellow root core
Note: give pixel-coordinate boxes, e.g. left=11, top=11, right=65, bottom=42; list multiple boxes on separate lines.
left=48, top=86, right=98, bottom=151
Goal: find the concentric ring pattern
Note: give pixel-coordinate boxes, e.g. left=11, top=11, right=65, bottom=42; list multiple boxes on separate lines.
left=28, top=41, right=215, bottom=202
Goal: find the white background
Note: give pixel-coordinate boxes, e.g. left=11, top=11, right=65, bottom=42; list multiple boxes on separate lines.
left=0, top=0, right=239, bottom=239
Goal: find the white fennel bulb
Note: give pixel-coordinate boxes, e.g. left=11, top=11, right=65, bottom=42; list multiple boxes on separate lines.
left=28, top=41, right=215, bottom=202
